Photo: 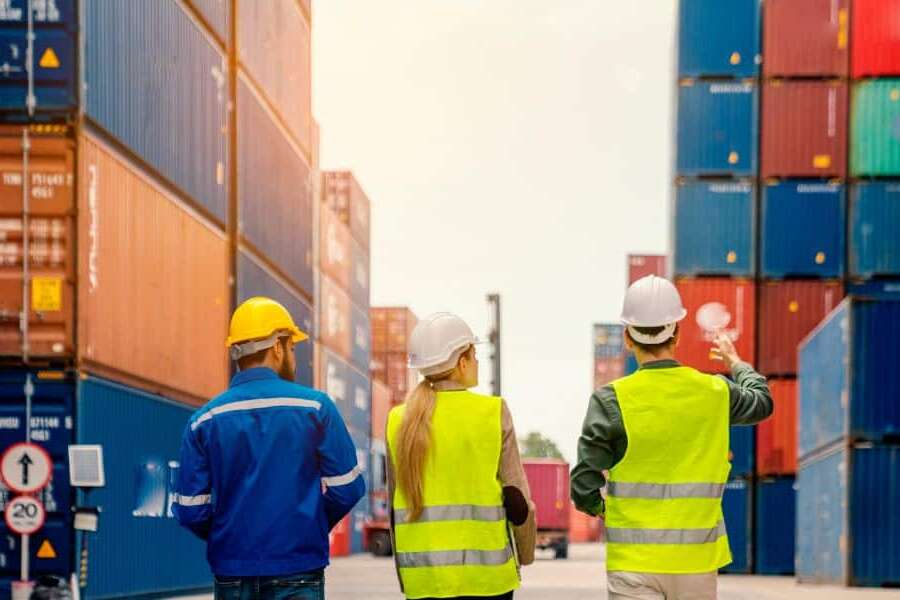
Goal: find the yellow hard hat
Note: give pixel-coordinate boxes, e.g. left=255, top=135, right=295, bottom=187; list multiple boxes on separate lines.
left=226, top=297, right=308, bottom=359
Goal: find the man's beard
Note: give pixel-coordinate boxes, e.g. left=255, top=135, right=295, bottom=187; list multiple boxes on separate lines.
left=278, top=357, right=296, bottom=382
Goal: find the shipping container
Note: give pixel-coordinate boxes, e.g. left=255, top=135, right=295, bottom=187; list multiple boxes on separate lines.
left=350, top=237, right=371, bottom=309
left=237, top=74, right=313, bottom=296
left=720, top=478, right=752, bottom=574
left=330, top=515, right=351, bottom=558
left=627, top=254, right=667, bottom=285
left=676, top=81, right=758, bottom=177
left=851, top=0, right=900, bottom=77
left=0, top=0, right=77, bottom=115
left=799, top=298, right=900, bottom=456
left=623, top=353, right=639, bottom=377
left=78, top=133, right=230, bottom=403
left=593, top=323, right=624, bottom=358
left=186, top=0, right=229, bottom=47
left=569, top=506, right=602, bottom=544
left=84, top=0, right=228, bottom=225
left=730, top=425, right=755, bottom=479
left=76, top=375, right=211, bottom=598
left=323, top=172, right=371, bottom=250
left=763, top=0, right=849, bottom=77
left=674, top=180, right=755, bottom=277
left=237, top=0, right=312, bottom=156
left=675, top=278, right=756, bottom=374
left=319, top=274, right=352, bottom=361
left=797, top=443, right=900, bottom=586
left=758, top=280, right=843, bottom=376
left=320, top=206, right=351, bottom=291
left=849, top=182, right=900, bottom=279
left=755, top=477, right=796, bottom=576
left=370, top=307, right=418, bottom=354
left=757, top=379, right=798, bottom=476
left=351, top=304, right=371, bottom=374
left=237, top=247, right=315, bottom=386
left=761, top=80, right=847, bottom=178
left=0, top=129, right=75, bottom=359
left=846, top=279, right=900, bottom=299
left=318, top=346, right=371, bottom=434
left=760, top=181, right=845, bottom=279
left=678, top=0, right=761, bottom=78
left=851, top=79, right=900, bottom=177
left=594, top=356, right=625, bottom=391
left=371, top=379, right=393, bottom=442
left=522, top=459, right=570, bottom=532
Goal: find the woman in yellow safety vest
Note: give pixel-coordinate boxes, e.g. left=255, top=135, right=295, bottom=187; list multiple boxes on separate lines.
left=386, top=312, right=536, bottom=600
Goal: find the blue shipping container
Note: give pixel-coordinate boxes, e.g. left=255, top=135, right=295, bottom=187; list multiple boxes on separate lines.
left=593, top=324, right=625, bottom=359
left=678, top=0, right=760, bottom=78
left=799, top=298, right=900, bottom=457
left=0, top=0, right=77, bottom=114
left=84, top=0, right=229, bottom=225
left=846, top=280, right=900, bottom=299
left=351, top=304, right=371, bottom=374
left=624, top=352, right=639, bottom=376
left=798, top=443, right=900, bottom=586
left=850, top=182, right=900, bottom=279
left=761, top=181, right=845, bottom=279
left=350, top=239, right=370, bottom=310
left=721, top=478, right=752, bottom=574
left=319, top=347, right=371, bottom=434
left=237, top=248, right=315, bottom=386
left=755, top=477, right=796, bottom=575
left=675, top=180, right=755, bottom=277
left=729, top=425, right=755, bottom=479
left=186, top=0, right=229, bottom=46
left=237, top=74, right=314, bottom=296
left=677, top=81, right=758, bottom=176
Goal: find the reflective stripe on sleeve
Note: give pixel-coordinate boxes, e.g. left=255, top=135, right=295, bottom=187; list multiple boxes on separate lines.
left=607, top=481, right=726, bottom=500
left=394, top=505, right=506, bottom=524
left=172, top=493, right=212, bottom=507
left=396, top=546, right=513, bottom=568
left=322, top=466, right=362, bottom=487
left=606, top=520, right=727, bottom=545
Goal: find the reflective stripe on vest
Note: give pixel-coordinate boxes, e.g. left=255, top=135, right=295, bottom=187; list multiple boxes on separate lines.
left=394, top=504, right=506, bottom=524
left=606, top=520, right=727, bottom=545
left=396, top=547, right=513, bottom=568
left=608, top=481, right=725, bottom=500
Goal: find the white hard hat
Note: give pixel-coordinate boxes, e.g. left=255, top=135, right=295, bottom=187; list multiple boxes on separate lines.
left=408, top=312, right=481, bottom=377
left=620, top=275, right=687, bottom=345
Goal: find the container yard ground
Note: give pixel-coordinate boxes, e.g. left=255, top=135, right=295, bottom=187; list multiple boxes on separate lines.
left=177, top=544, right=900, bottom=600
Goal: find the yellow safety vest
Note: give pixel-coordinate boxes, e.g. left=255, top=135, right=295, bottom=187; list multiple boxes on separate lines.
left=387, top=390, right=519, bottom=599
left=606, top=367, right=733, bottom=574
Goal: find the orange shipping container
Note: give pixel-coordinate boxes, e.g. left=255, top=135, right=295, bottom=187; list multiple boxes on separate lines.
left=320, top=205, right=351, bottom=291
left=77, top=133, right=229, bottom=402
left=757, top=379, right=798, bottom=476
left=323, top=171, right=371, bottom=250
left=372, top=351, right=418, bottom=401
left=319, top=274, right=352, bottom=360
left=569, top=505, right=603, bottom=543
left=371, top=378, right=394, bottom=441
left=371, top=307, right=418, bottom=354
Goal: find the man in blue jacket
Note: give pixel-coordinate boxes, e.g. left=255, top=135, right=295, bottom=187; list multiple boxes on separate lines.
left=174, top=296, right=366, bottom=599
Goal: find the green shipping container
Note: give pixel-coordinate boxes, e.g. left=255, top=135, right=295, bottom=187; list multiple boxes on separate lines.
left=851, top=79, right=900, bottom=176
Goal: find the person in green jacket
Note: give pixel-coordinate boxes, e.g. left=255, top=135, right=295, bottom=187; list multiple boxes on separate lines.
left=571, top=276, right=773, bottom=600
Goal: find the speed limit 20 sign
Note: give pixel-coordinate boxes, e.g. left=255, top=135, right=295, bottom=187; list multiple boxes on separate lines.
left=5, top=496, right=46, bottom=535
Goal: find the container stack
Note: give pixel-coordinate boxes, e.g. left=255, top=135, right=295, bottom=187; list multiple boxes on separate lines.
left=623, top=254, right=668, bottom=376
left=0, top=0, right=319, bottom=595
left=316, top=171, right=372, bottom=556
left=370, top=307, right=419, bottom=402
left=592, top=324, right=625, bottom=390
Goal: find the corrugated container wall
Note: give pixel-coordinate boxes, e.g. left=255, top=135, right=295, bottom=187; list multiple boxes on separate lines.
left=627, top=254, right=667, bottom=285
left=237, top=0, right=312, bottom=155
left=849, top=182, right=900, bottom=279
left=674, top=180, right=755, bottom=277
left=851, top=0, right=900, bottom=78
left=84, top=0, right=228, bottom=224
left=851, top=80, right=900, bottom=177
left=371, top=308, right=417, bottom=354
left=756, top=379, right=798, bottom=476
left=721, top=478, right=752, bottom=574
left=350, top=238, right=371, bottom=309
left=318, top=347, right=371, bottom=437
left=237, top=248, right=315, bottom=386
left=757, top=280, right=843, bottom=376
left=323, top=172, right=371, bottom=250
left=677, top=82, right=758, bottom=177
left=675, top=279, right=756, bottom=375
left=593, top=324, right=624, bottom=358
left=761, top=181, right=845, bottom=279
left=319, top=275, right=352, bottom=360
left=522, top=460, right=570, bottom=531
left=0, top=129, right=75, bottom=359
left=237, top=75, right=313, bottom=295
left=0, top=1, right=77, bottom=114
left=350, top=304, right=371, bottom=373
left=761, top=80, right=847, bottom=178
left=847, top=280, right=900, bottom=299
left=798, top=444, right=900, bottom=586
left=77, top=376, right=211, bottom=598
left=763, top=0, right=849, bottom=77
left=78, top=133, right=230, bottom=402
left=186, top=0, right=230, bottom=46
left=755, top=477, right=796, bottom=575
left=730, top=425, right=755, bottom=479
left=320, top=206, right=351, bottom=291
left=677, top=0, right=761, bottom=78
left=798, top=299, right=900, bottom=457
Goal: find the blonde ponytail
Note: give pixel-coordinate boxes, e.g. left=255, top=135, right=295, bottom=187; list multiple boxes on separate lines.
left=395, top=380, right=438, bottom=522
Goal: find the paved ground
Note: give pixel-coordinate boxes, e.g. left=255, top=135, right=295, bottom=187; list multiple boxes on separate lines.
left=179, top=543, right=900, bottom=599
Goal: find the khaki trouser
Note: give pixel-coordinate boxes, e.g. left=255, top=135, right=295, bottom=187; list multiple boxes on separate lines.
left=607, top=571, right=717, bottom=600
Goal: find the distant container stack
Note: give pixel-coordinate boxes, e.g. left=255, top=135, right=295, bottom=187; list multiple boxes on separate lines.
left=622, top=255, right=668, bottom=376
left=592, top=324, right=624, bottom=390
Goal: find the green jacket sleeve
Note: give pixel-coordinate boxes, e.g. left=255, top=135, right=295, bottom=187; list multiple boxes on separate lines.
left=722, top=362, right=774, bottom=425
left=570, top=385, right=627, bottom=517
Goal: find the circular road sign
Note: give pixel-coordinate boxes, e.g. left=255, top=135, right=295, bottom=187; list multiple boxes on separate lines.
left=1, top=443, right=52, bottom=494
left=5, top=495, right=46, bottom=535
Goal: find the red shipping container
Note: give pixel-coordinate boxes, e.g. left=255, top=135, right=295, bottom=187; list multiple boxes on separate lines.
left=761, top=80, right=848, bottom=178
left=852, top=0, right=900, bottom=77
left=763, top=0, right=849, bottom=77
left=522, top=459, right=570, bottom=532
left=594, top=356, right=625, bottom=390
left=569, top=505, right=603, bottom=543
left=371, top=378, right=394, bottom=441
left=758, top=280, right=843, bottom=376
left=371, top=307, right=418, bottom=354
left=319, top=275, right=352, bottom=360
left=675, top=278, right=756, bottom=375
left=757, top=379, right=798, bottom=476
left=329, top=515, right=351, bottom=557
left=320, top=206, right=351, bottom=291
left=628, top=254, right=667, bottom=285
left=385, top=351, right=417, bottom=401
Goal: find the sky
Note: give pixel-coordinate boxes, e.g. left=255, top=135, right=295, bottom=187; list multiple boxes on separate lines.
left=314, top=1, right=678, bottom=462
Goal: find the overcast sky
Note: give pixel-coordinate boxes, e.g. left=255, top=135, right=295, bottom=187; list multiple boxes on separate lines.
left=314, top=1, right=677, bottom=462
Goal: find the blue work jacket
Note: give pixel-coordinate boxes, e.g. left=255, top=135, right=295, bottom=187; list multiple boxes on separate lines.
left=173, top=368, right=366, bottom=576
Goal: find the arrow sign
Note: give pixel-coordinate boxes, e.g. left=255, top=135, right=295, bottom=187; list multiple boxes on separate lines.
left=1, top=444, right=51, bottom=494
left=18, top=453, right=33, bottom=486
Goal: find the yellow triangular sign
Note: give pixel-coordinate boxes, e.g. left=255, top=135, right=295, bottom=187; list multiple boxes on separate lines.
left=39, top=48, right=60, bottom=69
left=37, top=539, right=57, bottom=559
